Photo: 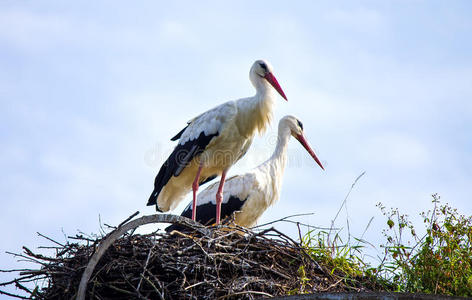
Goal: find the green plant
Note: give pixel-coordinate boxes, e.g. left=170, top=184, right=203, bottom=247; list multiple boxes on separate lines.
left=298, top=227, right=393, bottom=293
left=301, top=229, right=365, bottom=278
left=378, top=194, right=472, bottom=296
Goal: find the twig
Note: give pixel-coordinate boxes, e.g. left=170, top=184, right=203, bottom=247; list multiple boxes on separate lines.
left=297, top=222, right=303, bottom=243
left=36, top=232, right=64, bottom=247
left=0, top=288, right=31, bottom=299
left=136, top=238, right=158, bottom=293
left=217, top=290, right=273, bottom=299
left=118, top=211, right=140, bottom=228
left=184, top=281, right=205, bottom=290
left=252, top=213, right=315, bottom=229
left=141, top=274, right=165, bottom=300
left=319, top=278, right=343, bottom=292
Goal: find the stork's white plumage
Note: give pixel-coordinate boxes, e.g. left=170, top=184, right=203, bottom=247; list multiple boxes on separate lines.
left=166, top=115, right=324, bottom=231
left=147, top=60, right=288, bottom=224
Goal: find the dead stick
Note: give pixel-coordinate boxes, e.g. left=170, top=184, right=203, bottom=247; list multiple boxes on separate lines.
left=36, top=232, right=65, bottom=247
left=117, top=211, right=140, bottom=228
left=217, top=290, right=273, bottom=299
left=0, top=288, right=31, bottom=299
left=136, top=239, right=157, bottom=292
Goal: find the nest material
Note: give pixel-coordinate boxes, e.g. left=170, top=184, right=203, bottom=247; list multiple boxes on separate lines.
left=1, top=214, right=383, bottom=299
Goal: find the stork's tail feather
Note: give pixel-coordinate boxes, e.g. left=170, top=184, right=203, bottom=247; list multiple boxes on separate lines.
left=146, top=191, right=156, bottom=206
left=147, top=191, right=163, bottom=212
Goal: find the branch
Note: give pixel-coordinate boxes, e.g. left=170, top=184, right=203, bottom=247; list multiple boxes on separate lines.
left=76, top=214, right=209, bottom=300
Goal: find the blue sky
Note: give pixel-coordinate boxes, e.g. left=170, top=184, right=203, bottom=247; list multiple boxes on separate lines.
left=1, top=1, right=472, bottom=296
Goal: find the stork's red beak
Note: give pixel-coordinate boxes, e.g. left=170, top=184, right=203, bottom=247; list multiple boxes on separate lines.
left=296, top=134, right=324, bottom=170
left=264, top=72, right=288, bottom=101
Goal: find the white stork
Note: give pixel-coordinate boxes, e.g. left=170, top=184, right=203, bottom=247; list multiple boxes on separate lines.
left=166, top=115, right=324, bottom=231
left=147, top=60, right=287, bottom=224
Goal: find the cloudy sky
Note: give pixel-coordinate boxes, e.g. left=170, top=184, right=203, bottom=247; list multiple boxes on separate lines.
left=1, top=0, right=471, bottom=296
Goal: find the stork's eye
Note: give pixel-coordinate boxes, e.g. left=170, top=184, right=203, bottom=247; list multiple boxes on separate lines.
left=297, top=120, right=304, bottom=130
left=259, top=63, right=267, bottom=70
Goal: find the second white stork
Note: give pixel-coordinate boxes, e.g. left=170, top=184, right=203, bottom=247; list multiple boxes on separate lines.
left=166, top=115, right=324, bottom=231
left=147, top=60, right=287, bottom=224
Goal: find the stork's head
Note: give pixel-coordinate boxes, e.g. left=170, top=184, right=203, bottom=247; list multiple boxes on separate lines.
left=281, top=115, right=324, bottom=170
left=250, top=59, right=288, bottom=101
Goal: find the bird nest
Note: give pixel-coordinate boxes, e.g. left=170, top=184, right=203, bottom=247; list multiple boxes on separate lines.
left=1, top=213, right=383, bottom=299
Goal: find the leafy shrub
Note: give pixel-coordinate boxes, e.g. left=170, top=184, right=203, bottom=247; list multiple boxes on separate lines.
left=378, top=194, right=472, bottom=296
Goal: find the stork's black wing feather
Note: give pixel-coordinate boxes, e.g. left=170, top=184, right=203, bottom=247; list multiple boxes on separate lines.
left=165, top=196, right=246, bottom=232
left=170, top=125, right=189, bottom=141
left=147, top=131, right=219, bottom=207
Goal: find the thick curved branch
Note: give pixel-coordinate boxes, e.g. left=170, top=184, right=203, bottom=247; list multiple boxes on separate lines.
left=77, top=214, right=209, bottom=300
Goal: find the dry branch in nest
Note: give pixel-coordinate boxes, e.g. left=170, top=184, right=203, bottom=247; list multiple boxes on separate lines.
left=1, top=213, right=383, bottom=299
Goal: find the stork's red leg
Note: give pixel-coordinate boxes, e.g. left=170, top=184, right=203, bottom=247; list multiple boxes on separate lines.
left=215, top=170, right=228, bottom=225
left=192, top=163, right=204, bottom=221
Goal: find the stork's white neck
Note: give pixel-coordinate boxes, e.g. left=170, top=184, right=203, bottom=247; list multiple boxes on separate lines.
left=256, top=125, right=291, bottom=206
left=235, top=79, right=276, bottom=137
left=253, top=75, right=274, bottom=96
left=268, top=125, right=291, bottom=172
